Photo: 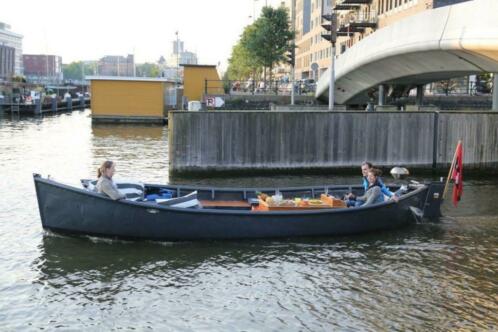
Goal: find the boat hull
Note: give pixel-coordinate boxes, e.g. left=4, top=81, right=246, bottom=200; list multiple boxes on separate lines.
left=34, top=176, right=437, bottom=241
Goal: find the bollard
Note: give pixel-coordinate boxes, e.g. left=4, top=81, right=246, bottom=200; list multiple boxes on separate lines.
left=66, top=97, right=72, bottom=111
left=493, top=74, right=498, bottom=111
left=51, top=98, right=57, bottom=112
left=79, top=96, right=85, bottom=109
left=378, top=84, right=385, bottom=106
left=35, top=98, right=42, bottom=115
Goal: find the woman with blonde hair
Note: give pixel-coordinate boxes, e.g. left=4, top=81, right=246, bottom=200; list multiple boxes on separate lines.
left=95, top=160, right=125, bottom=200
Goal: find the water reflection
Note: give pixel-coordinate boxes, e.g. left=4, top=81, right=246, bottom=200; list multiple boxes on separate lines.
left=30, top=221, right=498, bottom=330
left=90, top=123, right=169, bottom=183
left=34, top=225, right=449, bottom=283
left=1, top=110, right=498, bottom=330
left=91, top=123, right=164, bottom=140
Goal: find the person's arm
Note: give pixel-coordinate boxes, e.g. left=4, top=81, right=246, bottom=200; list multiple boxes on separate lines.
left=101, top=180, right=125, bottom=200
left=378, top=178, right=394, bottom=197
left=362, top=178, right=369, bottom=191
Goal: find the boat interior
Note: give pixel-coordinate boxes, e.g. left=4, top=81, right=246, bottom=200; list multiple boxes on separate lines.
left=81, top=179, right=420, bottom=212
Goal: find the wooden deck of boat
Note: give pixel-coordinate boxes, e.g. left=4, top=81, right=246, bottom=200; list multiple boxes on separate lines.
left=200, top=200, right=251, bottom=208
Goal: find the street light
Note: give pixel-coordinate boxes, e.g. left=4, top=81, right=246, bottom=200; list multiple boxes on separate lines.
left=175, top=31, right=180, bottom=85
left=321, top=1, right=337, bottom=111
left=253, top=0, right=259, bottom=22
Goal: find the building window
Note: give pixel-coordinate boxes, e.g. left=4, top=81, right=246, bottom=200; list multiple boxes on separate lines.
left=303, top=0, right=312, bottom=34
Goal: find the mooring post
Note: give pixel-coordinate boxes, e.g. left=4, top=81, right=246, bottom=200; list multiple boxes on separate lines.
left=378, top=84, right=385, bottom=106
left=66, top=96, right=72, bottom=111
left=51, top=98, right=57, bottom=112
left=493, top=74, right=498, bottom=111
left=35, top=98, right=42, bottom=115
left=416, top=85, right=424, bottom=108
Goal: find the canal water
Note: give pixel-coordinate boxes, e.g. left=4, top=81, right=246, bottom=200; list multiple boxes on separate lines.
left=0, top=110, right=497, bottom=331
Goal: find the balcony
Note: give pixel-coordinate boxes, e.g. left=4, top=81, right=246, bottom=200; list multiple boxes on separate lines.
left=337, top=25, right=366, bottom=34
left=343, top=12, right=378, bottom=29
left=333, top=4, right=361, bottom=11
left=340, top=0, right=373, bottom=4
left=349, top=12, right=378, bottom=29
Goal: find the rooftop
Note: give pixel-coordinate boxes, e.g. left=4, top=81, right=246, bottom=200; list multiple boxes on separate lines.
left=85, top=76, right=176, bottom=83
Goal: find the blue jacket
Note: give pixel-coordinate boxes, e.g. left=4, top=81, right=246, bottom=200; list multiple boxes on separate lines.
left=362, top=177, right=394, bottom=197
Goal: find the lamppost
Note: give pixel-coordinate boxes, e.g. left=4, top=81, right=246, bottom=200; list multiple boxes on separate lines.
left=253, top=0, right=258, bottom=22
left=321, top=1, right=337, bottom=111
left=176, top=31, right=180, bottom=85
left=291, top=0, right=296, bottom=105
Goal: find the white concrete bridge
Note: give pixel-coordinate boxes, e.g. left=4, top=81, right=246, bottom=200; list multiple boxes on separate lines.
left=315, top=0, right=498, bottom=108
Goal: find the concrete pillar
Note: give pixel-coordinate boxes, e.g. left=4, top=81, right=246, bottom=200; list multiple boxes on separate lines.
left=416, top=85, right=424, bottom=106
left=493, top=74, right=498, bottom=111
left=378, top=84, right=385, bottom=106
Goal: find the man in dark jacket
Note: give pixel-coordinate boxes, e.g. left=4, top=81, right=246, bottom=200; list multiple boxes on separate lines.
left=345, top=162, right=398, bottom=207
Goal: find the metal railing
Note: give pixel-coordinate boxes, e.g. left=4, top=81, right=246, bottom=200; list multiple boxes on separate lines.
left=205, top=80, right=317, bottom=96
left=425, top=81, right=493, bottom=96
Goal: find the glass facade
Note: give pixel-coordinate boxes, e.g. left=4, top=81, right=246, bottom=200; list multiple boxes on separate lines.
left=302, top=0, right=311, bottom=35
left=0, top=24, right=23, bottom=75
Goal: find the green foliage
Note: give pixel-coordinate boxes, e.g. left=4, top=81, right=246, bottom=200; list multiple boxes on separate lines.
left=248, top=7, right=294, bottom=78
left=11, top=76, right=26, bottom=83
left=136, top=63, right=161, bottom=77
left=434, top=79, right=461, bottom=95
left=476, top=73, right=493, bottom=93
left=227, top=6, right=294, bottom=82
left=227, top=39, right=258, bottom=80
left=63, top=62, right=95, bottom=81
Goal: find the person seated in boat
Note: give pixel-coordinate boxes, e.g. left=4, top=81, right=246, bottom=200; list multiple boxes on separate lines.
left=351, top=168, right=385, bottom=207
left=95, top=160, right=125, bottom=200
left=345, top=161, right=398, bottom=206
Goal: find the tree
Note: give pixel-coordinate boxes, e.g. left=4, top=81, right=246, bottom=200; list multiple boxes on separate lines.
left=136, top=63, right=160, bottom=77
left=226, top=6, right=294, bottom=84
left=475, top=73, right=493, bottom=94
left=434, top=79, right=460, bottom=96
left=227, top=35, right=260, bottom=80
left=63, top=62, right=95, bottom=81
left=245, top=6, right=294, bottom=83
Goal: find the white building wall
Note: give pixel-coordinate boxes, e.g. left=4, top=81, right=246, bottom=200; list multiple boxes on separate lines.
left=0, top=24, right=23, bottom=75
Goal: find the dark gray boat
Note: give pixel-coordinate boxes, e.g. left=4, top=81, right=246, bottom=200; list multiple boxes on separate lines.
left=33, top=174, right=444, bottom=241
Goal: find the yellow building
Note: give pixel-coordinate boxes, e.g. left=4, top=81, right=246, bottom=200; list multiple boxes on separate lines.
left=288, top=0, right=469, bottom=80
left=181, top=64, right=224, bottom=102
left=87, top=76, right=175, bottom=123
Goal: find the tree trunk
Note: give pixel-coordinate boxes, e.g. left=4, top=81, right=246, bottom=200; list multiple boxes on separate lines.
left=269, top=63, right=274, bottom=94
left=263, top=67, right=267, bottom=90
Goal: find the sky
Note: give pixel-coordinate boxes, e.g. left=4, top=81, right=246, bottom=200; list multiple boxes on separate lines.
left=2, top=0, right=284, bottom=70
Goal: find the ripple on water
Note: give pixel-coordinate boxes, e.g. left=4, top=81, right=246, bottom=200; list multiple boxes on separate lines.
left=1, top=111, right=498, bottom=330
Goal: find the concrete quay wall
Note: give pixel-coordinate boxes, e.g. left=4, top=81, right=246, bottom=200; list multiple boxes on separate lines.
left=168, top=111, right=498, bottom=175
